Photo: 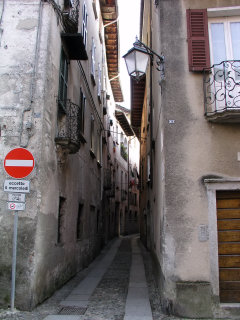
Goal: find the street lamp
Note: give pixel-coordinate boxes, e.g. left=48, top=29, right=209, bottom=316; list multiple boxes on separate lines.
left=123, top=37, right=165, bottom=82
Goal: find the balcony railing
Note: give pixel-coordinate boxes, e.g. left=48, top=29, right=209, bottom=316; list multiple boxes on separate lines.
left=203, top=60, right=240, bottom=122
left=55, top=100, right=81, bottom=153
left=62, top=0, right=80, bottom=33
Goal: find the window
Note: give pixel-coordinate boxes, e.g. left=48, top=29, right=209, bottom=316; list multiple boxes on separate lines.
left=97, top=63, right=102, bottom=100
left=208, top=17, right=240, bottom=85
left=116, top=125, right=119, bottom=144
left=147, top=154, right=151, bottom=182
left=90, top=205, right=96, bottom=234
left=82, top=2, right=88, bottom=47
left=96, top=128, right=101, bottom=163
left=76, top=203, right=84, bottom=240
left=57, top=197, right=66, bottom=244
left=209, top=17, right=240, bottom=64
left=79, top=88, right=86, bottom=134
left=90, top=114, right=95, bottom=151
left=91, top=38, right=96, bottom=81
left=96, top=210, right=101, bottom=233
left=202, top=10, right=240, bottom=115
left=58, top=49, right=69, bottom=111
left=187, top=8, right=240, bottom=71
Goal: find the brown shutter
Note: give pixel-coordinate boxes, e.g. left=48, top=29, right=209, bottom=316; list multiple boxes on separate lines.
left=186, top=9, right=210, bottom=71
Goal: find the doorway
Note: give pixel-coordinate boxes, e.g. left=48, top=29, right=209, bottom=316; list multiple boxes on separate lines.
left=217, top=190, right=240, bottom=303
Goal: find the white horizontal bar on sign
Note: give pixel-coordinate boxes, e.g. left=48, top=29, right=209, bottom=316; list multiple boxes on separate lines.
left=5, top=160, right=33, bottom=167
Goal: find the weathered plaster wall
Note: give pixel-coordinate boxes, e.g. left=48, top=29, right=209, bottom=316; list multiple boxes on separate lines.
left=0, top=0, right=112, bottom=310
left=153, top=0, right=240, bottom=317
left=0, top=0, right=47, bottom=309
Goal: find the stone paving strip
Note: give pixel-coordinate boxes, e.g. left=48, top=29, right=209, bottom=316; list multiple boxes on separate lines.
left=81, top=237, right=132, bottom=320
left=124, top=236, right=153, bottom=320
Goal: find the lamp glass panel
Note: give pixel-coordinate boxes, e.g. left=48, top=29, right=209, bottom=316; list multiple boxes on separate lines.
left=135, top=50, right=149, bottom=74
left=124, top=51, right=136, bottom=76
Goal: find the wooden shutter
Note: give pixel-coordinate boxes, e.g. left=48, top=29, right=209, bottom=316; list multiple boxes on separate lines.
left=186, top=9, right=210, bottom=71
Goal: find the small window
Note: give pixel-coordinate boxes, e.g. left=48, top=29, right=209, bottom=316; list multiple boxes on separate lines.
left=135, top=211, right=138, bottom=221
left=82, top=2, right=88, bottom=47
left=76, top=203, right=84, bottom=240
left=97, top=63, right=102, bottom=100
left=97, top=210, right=101, bottom=233
left=91, top=38, right=96, bottom=81
left=58, top=49, right=69, bottom=111
left=96, top=128, right=101, bottom=163
left=116, top=125, right=119, bottom=144
left=57, top=196, right=66, bottom=244
left=90, top=205, right=96, bottom=234
left=90, top=114, right=95, bottom=151
left=147, top=154, right=151, bottom=182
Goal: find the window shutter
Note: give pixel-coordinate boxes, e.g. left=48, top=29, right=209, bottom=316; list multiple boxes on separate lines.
left=186, top=9, right=210, bottom=71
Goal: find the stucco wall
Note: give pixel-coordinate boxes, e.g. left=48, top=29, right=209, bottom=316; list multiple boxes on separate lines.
left=0, top=0, right=114, bottom=310
left=143, top=0, right=240, bottom=317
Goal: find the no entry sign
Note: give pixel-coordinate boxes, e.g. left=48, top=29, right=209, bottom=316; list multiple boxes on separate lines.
left=4, top=148, right=35, bottom=179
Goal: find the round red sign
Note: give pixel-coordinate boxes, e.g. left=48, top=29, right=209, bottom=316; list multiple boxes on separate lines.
left=4, top=148, right=35, bottom=179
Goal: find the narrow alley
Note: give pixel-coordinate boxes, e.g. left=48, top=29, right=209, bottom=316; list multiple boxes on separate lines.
left=0, top=234, right=201, bottom=320
left=1, top=0, right=240, bottom=318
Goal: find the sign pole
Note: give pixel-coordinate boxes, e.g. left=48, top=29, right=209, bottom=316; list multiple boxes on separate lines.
left=11, top=210, right=18, bottom=312
left=3, top=148, right=35, bottom=311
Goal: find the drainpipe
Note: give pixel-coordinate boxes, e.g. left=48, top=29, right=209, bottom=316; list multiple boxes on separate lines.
left=149, top=1, right=153, bottom=189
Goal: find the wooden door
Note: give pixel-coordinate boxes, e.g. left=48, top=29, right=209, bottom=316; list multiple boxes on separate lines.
left=217, top=191, right=240, bottom=303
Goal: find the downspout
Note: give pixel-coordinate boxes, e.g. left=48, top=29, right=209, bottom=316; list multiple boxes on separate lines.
left=20, top=0, right=43, bottom=147
left=149, top=0, right=153, bottom=189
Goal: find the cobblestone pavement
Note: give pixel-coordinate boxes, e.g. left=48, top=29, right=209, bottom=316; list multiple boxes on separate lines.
left=0, top=235, right=225, bottom=320
left=82, top=238, right=131, bottom=320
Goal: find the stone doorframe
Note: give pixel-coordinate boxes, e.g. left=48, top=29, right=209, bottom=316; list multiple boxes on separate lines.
left=204, top=178, right=240, bottom=298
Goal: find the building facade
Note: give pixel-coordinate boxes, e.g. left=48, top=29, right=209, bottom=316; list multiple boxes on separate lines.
left=0, top=0, right=125, bottom=310
left=132, top=0, right=240, bottom=318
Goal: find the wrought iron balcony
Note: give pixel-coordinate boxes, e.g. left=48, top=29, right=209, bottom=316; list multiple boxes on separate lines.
left=55, top=100, right=81, bottom=154
left=62, top=0, right=79, bottom=33
left=203, top=60, right=240, bottom=122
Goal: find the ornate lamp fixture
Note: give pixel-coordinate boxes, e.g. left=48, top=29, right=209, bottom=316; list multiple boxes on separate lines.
left=123, top=37, right=165, bottom=83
